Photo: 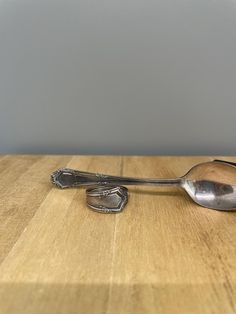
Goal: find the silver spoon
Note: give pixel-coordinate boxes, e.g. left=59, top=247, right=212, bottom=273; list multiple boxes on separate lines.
left=51, top=159, right=236, bottom=212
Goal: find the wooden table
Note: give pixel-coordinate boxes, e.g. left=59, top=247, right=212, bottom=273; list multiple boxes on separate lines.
left=0, top=155, right=236, bottom=314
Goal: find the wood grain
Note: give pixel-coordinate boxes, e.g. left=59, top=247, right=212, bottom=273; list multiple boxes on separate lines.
left=0, top=155, right=236, bottom=314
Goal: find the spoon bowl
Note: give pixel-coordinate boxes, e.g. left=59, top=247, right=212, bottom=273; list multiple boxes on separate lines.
left=182, top=160, right=236, bottom=211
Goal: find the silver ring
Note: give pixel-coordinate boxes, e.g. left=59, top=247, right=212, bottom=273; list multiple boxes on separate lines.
left=86, top=185, right=128, bottom=213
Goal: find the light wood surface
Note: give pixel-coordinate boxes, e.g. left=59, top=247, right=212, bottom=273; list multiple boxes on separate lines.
left=1, top=155, right=236, bottom=314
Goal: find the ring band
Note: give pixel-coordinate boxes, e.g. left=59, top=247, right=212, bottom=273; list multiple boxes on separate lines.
left=86, top=186, right=128, bottom=213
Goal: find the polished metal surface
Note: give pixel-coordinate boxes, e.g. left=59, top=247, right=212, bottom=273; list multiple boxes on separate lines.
left=86, top=186, right=128, bottom=213
left=51, top=160, right=236, bottom=212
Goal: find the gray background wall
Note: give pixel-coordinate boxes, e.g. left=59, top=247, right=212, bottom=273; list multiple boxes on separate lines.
left=0, top=0, right=236, bottom=155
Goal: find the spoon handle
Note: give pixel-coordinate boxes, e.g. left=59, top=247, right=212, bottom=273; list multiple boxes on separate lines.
left=214, top=159, right=236, bottom=167
left=51, top=168, right=182, bottom=189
